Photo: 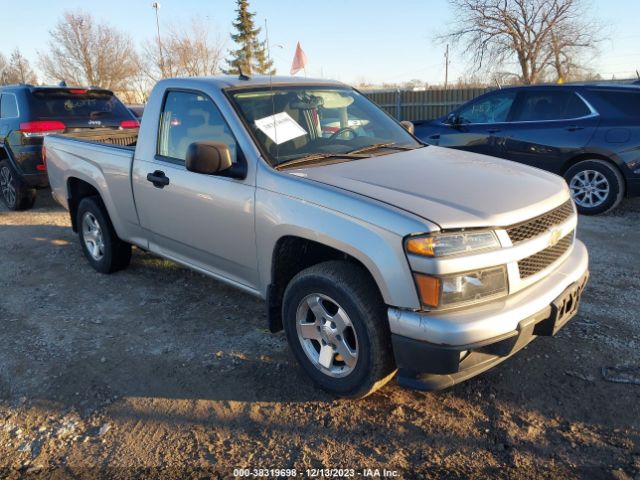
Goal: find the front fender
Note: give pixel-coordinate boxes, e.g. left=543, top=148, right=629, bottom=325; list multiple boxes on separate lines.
left=255, top=189, right=423, bottom=310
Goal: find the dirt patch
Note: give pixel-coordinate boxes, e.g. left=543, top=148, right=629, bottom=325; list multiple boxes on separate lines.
left=1, top=191, right=639, bottom=479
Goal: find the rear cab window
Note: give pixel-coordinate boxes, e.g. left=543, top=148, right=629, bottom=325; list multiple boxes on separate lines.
left=157, top=90, right=238, bottom=164
left=511, top=90, right=592, bottom=121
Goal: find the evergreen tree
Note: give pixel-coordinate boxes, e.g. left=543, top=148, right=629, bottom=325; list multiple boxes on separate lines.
left=224, top=0, right=274, bottom=75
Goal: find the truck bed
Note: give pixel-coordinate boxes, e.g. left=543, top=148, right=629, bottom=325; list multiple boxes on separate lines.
left=60, top=128, right=138, bottom=149
left=45, top=132, right=140, bottom=238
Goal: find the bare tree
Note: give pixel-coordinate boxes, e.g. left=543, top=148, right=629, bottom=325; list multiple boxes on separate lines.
left=167, top=20, right=225, bottom=77
left=0, top=53, right=8, bottom=84
left=38, top=12, right=139, bottom=91
left=1, top=49, right=38, bottom=84
left=442, top=0, right=601, bottom=84
left=143, top=18, right=225, bottom=81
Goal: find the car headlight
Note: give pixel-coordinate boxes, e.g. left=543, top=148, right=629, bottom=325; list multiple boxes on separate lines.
left=405, top=231, right=500, bottom=257
left=413, top=266, right=508, bottom=309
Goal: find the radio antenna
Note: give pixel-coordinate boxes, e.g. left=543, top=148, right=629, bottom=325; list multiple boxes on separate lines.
left=264, top=18, right=278, bottom=157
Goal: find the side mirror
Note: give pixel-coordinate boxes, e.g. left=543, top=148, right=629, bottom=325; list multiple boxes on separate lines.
left=400, top=120, right=415, bottom=134
left=185, top=141, right=233, bottom=175
left=446, top=113, right=461, bottom=126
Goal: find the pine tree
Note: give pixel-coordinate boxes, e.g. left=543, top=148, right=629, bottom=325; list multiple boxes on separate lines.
left=224, top=0, right=274, bottom=75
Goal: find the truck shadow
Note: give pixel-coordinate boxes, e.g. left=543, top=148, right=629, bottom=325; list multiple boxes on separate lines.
left=0, top=221, right=330, bottom=405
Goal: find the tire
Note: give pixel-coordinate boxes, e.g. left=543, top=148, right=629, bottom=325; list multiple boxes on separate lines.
left=282, top=260, right=396, bottom=398
left=0, top=160, right=36, bottom=211
left=564, top=160, right=625, bottom=215
left=76, top=196, right=131, bottom=273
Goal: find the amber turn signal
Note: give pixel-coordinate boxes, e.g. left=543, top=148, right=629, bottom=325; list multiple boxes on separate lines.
left=413, top=273, right=441, bottom=308
left=406, top=236, right=435, bottom=256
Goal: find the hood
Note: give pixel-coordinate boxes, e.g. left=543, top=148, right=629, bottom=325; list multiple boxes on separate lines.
left=287, top=146, right=570, bottom=230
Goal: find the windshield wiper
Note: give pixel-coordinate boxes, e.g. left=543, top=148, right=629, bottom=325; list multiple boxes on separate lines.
left=347, top=142, right=418, bottom=155
left=274, top=152, right=369, bottom=170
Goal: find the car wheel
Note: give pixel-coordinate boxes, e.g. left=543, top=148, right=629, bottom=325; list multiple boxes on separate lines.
left=565, top=160, right=625, bottom=215
left=77, top=196, right=131, bottom=273
left=0, top=160, right=36, bottom=211
left=282, top=260, right=396, bottom=398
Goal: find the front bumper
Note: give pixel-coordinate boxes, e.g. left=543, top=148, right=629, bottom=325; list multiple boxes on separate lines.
left=389, top=240, right=589, bottom=390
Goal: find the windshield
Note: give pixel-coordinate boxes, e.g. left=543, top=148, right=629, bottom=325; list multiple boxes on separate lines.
left=228, top=86, right=423, bottom=167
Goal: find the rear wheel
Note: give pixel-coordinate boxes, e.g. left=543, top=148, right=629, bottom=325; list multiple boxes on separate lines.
left=565, top=160, right=624, bottom=215
left=0, top=160, right=36, bottom=211
left=77, top=196, right=131, bottom=273
left=282, top=261, right=396, bottom=398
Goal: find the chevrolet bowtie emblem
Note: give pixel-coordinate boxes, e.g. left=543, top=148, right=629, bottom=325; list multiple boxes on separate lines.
left=548, top=229, right=562, bottom=247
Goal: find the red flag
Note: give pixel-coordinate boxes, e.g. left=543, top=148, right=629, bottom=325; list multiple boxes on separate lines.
left=290, top=42, right=307, bottom=75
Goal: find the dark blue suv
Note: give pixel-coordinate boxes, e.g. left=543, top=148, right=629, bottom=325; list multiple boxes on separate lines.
left=414, top=84, right=640, bottom=215
left=0, top=85, right=138, bottom=210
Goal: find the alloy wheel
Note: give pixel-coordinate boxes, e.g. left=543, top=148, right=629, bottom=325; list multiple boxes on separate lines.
left=295, top=293, right=359, bottom=378
left=82, top=212, right=105, bottom=261
left=569, top=169, right=610, bottom=208
left=0, top=166, right=16, bottom=208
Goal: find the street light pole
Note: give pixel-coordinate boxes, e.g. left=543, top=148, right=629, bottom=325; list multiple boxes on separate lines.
left=444, top=44, right=449, bottom=90
left=152, top=2, right=166, bottom=78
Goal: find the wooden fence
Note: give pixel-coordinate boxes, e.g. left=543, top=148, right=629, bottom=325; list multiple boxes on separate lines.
left=364, top=87, right=493, bottom=121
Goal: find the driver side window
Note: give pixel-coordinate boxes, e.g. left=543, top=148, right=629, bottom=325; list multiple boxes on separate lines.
left=158, top=90, right=237, bottom=164
left=457, top=91, right=516, bottom=124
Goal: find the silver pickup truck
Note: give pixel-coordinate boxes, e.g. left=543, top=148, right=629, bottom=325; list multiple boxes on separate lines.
left=45, top=76, right=589, bottom=398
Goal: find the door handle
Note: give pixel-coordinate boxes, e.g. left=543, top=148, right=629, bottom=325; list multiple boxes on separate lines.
left=566, top=125, right=584, bottom=132
left=428, top=133, right=440, bottom=141
left=487, top=128, right=502, bottom=134
left=146, top=170, right=170, bottom=188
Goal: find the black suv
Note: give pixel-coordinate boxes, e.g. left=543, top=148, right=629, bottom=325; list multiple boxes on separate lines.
left=0, top=85, right=139, bottom=210
left=414, top=84, right=640, bottom=214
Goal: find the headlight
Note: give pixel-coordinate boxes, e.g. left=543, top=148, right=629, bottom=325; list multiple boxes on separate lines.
left=414, top=266, right=508, bottom=309
left=405, top=231, right=500, bottom=257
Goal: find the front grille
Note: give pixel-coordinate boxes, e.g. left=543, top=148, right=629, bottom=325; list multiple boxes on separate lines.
left=518, top=232, right=573, bottom=279
left=506, top=200, right=574, bottom=244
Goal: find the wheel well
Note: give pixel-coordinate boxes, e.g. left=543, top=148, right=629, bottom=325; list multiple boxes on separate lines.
left=562, top=154, right=627, bottom=195
left=67, top=178, right=100, bottom=232
left=562, top=153, right=622, bottom=176
left=267, top=236, right=379, bottom=333
left=0, top=147, right=8, bottom=161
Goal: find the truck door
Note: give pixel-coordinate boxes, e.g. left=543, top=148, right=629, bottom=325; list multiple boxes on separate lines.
left=131, top=90, right=258, bottom=291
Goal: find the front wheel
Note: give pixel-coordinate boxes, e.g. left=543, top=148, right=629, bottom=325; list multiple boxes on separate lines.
left=565, top=160, right=624, bottom=215
left=282, top=261, right=396, bottom=398
left=77, top=196, right=131, bottom=273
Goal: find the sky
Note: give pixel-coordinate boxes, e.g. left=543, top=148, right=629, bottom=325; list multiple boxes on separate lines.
left=1, top=0, right=639, bottom=86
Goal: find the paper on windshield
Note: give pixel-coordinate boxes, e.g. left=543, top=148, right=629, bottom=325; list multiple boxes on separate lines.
left=255, top=112, right=307, bottom=145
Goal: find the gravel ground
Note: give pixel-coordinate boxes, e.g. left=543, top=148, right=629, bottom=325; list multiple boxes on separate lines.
left=0, top=191, right=639, bottom=479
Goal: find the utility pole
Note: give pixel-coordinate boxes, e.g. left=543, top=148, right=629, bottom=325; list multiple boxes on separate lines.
left=444, top=44, right=450, bottom=90
left=152, top=2, right=165, bottom=78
